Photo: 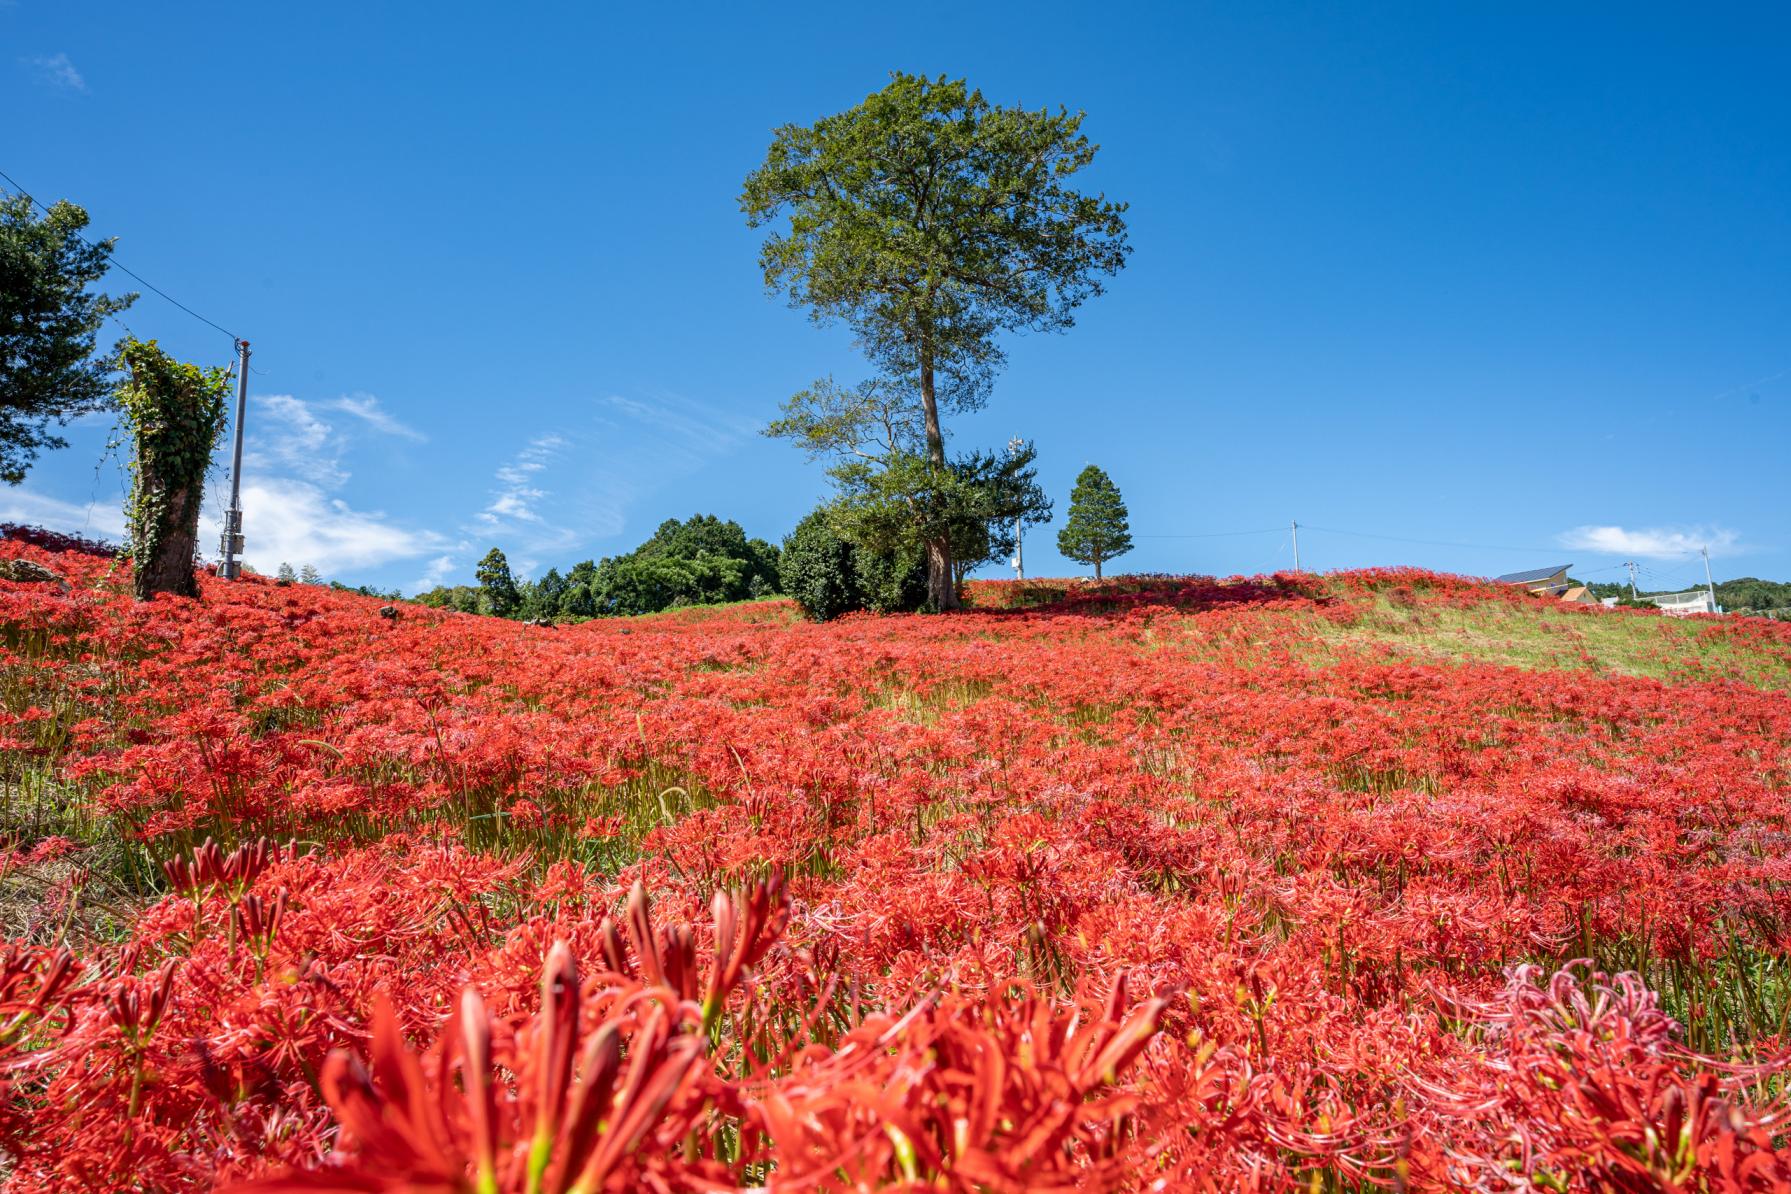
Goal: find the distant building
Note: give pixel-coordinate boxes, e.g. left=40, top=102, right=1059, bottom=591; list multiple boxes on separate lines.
left=1645, top=590, right=1720, bottom=616
left=1559, top=585, right=1598, bottom=605
left=1494, top=564, right=1573, bottom=597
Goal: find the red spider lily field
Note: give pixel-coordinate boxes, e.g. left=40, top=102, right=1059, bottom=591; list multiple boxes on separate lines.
left=3, top=528, right=1791, bottom=1191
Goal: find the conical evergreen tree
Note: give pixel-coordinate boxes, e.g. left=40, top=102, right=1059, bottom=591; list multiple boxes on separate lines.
left=475, top=548, right=521, bottom=617
left=1057, top=465, right=1132, bottom=580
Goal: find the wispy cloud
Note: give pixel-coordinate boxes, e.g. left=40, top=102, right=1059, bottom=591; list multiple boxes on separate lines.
left=0, top=487, right=127, bottom=542
left=478, top=433, right=567, bottom=529
left=452, top=392, right=758, bottom=577
left=245, top=394, right=347, bottom=487
left=1558, top=524, right=1744, bottom=559
left=241, top=391, right=424, bottom=488
left=26, top=52, right=85, bottom=92
left=328, top=394, right=426, bottom=442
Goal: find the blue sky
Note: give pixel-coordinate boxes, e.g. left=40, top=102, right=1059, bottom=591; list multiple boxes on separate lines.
left=3, top=3, right=1787, bottom=594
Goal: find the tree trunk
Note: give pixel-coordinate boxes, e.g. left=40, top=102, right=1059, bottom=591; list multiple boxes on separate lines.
left=917, top=334, right=958, bottom=610
left=133, top=479, right=204, bottom=600
left=1094, top=556, right=1103, bottom=582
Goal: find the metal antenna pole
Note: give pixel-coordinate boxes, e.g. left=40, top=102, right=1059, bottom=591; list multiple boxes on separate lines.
left=1291, top=519, right=1300, bottom=572
left=220, top=339, right=250, bottom=579
left=1007, top=435, right=1025, bottom=580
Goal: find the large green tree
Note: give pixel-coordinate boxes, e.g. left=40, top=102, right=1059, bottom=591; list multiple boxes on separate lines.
left=475, top=548, right=521, bottom=617
left=743, top=73, right=1128, bottom=607
left=0, top=192, right=137, bottom=484
left=1057, top=464, right=1132, bottom=580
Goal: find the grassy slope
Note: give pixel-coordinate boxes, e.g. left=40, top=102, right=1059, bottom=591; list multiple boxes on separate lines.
left=1301, top=588, right=1791, bottom=689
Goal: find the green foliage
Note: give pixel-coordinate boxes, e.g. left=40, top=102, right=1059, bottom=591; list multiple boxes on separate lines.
left=558, top=560, right=598, bottom=619
left=1717, top=578, right=1791, bottom=615
left=582, top=516, right=778, bottom=617
left=1057, top=464, right=1132, bottom=580
left=829, top=445, right=1051, bottom=586
left=115, top=339, right=231, bottom=600
left=768, top=377, right=1051, bottom=602
left=743, top=72, right=1128, bottom=605
left=429, top=517, right=781, bottom=622
left=329, top=580, right=401, bottom=600
left=779, top=504, right=929, bottom=621
left=415, top=584, right=483, bottom=615
left=521, top=566, right=567, bottom=622
left=780, top=509, right=861, bottom=621
left=0, top=192, right=137, bottom=485
left=475, top=548, right=520, bottom=617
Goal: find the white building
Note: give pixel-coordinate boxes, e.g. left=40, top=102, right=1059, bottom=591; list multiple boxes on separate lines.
left=1645, top=590, right=1720, bottom=616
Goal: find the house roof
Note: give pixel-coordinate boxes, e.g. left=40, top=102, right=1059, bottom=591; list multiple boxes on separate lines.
left=1494, top=565, right=1572, bottom=585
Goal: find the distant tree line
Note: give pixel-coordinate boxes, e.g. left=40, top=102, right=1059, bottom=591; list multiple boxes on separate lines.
left=414, top=514, right=780, bottom=621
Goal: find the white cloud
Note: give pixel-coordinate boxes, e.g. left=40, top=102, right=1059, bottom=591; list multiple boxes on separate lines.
left=1558, top=524, right=1744, bottom=559
left=245, top=393, right=347, bottom=488
left=26, top=52, right=85, bottom=92
left=477, top=434, right=566, bottom=529
left=202, top=478, right=446, bottom=578
left=0, top=487, right=126, bottom=542
left=329, top=394, right=426, bottom=442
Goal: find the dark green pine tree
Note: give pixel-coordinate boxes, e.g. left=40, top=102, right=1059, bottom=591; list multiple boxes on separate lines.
left=1057, top=465, right=1132, bottom=580
left=1, top=192, right=138, bottom=485
left=475, top=547, right=521, bottom=618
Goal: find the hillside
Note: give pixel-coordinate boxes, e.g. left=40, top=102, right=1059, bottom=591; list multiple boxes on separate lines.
left=2, top=528, right=1791, bottom=1189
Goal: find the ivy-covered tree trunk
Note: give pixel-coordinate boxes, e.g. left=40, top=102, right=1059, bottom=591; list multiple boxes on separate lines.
left=118, top=340, right=230, bottom=601
left=132, top=472, right=206, bottom=599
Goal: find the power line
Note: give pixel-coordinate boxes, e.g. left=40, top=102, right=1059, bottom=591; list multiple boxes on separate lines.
left=1136, top=527, right=1282, bottom=539
left=1297, top=524, right=1573, bottom=556
left=0, top=166, right=241, bottom=343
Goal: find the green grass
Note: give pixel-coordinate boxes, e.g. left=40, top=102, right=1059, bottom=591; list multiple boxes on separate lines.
left=1294, top=594, right=1791, bottom=688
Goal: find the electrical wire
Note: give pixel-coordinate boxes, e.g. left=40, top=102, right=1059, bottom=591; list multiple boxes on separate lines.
left=1298, top=524, right=1575, bottom=556
left=0, top=167, right=241, bottom=343
left=1136, top=527, right=1283, bottom=539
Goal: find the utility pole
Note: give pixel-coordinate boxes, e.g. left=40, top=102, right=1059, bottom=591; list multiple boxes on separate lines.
left=1701, top=545, right=1719, bottom=612
left=220, top=339, right=250, bottom=579
left=1008, top=435, right=1025, bottom=580
left=1291, top=519, right=1301, bottom=572
left=1624, top=560, right=1639, bottom=599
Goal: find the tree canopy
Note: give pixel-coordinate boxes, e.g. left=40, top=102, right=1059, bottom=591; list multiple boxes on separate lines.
left=423, top=516, right=781, bottom=621
left=0, top=192, right=137, bottom=485
left=743, top=72, right=1128, bottom=607
left=475, top=548, right=521, bottom=618
left=767, top=377, right=1051, bottom=598
left=1057, top=465, right=1132, bottom=580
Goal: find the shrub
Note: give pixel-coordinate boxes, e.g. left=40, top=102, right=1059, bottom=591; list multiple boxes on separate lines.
left=780, top=506, right=927, bottom=621
left=780, top=508, right=862, bottom=621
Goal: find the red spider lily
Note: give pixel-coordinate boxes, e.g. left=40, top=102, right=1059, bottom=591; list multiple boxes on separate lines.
left=229, top=879, right=786, bottom=1193
left=752, top=974, right=1170, bottom=1191
left=5, top=527, right=1791, bottom=1189
left=162, top=836, right=282, bottom=895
